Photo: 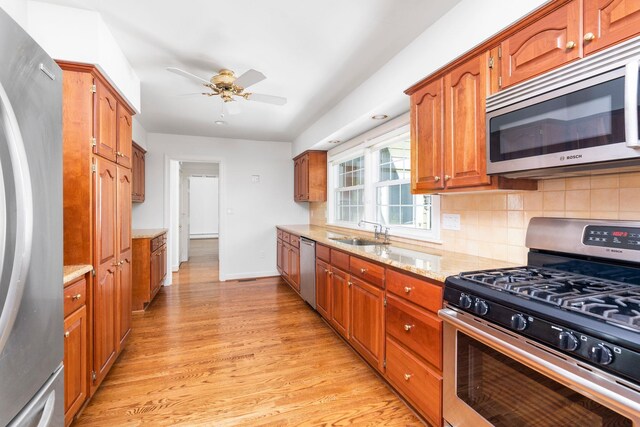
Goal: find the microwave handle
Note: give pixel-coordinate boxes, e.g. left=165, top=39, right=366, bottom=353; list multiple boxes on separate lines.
left=625, top=59, right=639, bottom=148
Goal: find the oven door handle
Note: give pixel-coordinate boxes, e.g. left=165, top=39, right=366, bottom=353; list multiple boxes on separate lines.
left=438, top=308, right=640, bottom=419
left=625, top=58, right=639, bottom=148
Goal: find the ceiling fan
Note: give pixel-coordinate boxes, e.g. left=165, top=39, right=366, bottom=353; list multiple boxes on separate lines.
left=167, top=67, right=287, bottom=106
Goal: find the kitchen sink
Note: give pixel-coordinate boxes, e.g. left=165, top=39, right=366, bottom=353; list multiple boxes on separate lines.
left=330, top=237, right=390, bottom=246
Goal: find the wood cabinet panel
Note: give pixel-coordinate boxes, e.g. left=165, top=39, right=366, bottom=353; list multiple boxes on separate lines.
left=132, top=233, right=167, bottom=311
left=289, top=246, right=300, bottom=292
left=116, top=104, right=132, bottom=168
left=386, top=269, right=442, bottom=314
left=95, top=80, right=118, bottom=162
left=349, top=277, right=384, bottom=372
left=64, top=305, right=88, bottom=427
left=411, top=78, right=445, bottom=192
left=444, top=53, right=491, bottom=189
left=501, top=0, right=581, bottom=88
left=330, top=249, right=350, bottom=272
left=95, top=158, right=117, bottom=271
left=584, top=0, right=640, bottom=54
left=315, top=258, right=331, bottom=320
left=117, top=167, right=132, bottom=257
left=289, top=235, right=300, bottom=248
left=293, top=151, right=327, bottom=202
left=316, top=243, right=331, bottom=262
left=386, top=336, right=442, bottom=427
left=92, top=262, right=117, bottom=386
left=64, top=277, right=87, bottom=318
left=117, top=251, right=132, bottom=348
left=386, top=294, right=442, bottom=371
left=349, top=256, right=385, bottom=289
left=276, top=238, right=283, bottom=274
left=131, top=142, right=146, bottom=203
left=330, top=267, right=350, bottom=339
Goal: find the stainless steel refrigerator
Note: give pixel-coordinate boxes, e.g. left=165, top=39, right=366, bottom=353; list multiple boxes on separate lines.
left=0, top=7, right=64, bottom=427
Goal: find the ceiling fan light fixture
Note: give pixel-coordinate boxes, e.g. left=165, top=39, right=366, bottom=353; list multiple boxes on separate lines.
left=328, top=140, right=341, bottom=144
left=371, top=114, right=388, bottom=120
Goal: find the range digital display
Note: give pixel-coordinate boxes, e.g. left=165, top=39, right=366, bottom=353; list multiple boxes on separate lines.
left=583, top=226, right=640, bottom=250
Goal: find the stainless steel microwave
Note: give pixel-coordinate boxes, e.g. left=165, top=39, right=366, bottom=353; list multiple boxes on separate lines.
left=486, top=36, right=640, bottom=178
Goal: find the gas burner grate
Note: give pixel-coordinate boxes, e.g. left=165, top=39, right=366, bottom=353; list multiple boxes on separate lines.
left=565, top=290, right=640, bottom=331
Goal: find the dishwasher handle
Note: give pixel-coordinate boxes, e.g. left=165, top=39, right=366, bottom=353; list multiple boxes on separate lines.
left=300, top=237, right=315, bottom=247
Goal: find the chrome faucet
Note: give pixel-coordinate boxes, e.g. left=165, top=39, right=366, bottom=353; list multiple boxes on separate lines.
left=358, top=220, right=390, bottom=243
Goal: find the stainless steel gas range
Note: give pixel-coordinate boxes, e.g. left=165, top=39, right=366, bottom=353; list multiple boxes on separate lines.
left=439, top=217, right=640, bottom=427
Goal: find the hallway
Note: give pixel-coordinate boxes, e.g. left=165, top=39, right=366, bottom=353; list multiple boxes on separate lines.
left=74, top=239, right=421, bottom=425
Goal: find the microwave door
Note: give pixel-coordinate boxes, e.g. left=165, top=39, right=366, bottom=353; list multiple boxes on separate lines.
left=624, top=59, right=639, bottom=148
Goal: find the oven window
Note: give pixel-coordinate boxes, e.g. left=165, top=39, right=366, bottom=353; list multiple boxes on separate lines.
left=489, top=76, right=625, bottom=162
left=456, top=332, right=632, bottom=427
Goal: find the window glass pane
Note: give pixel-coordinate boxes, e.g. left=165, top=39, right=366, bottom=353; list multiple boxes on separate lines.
left=401, top=183, right=412, bottom=205
left=401, top=206, right=414, bottom=226
left=389, top=184, right=401, bottom=205
left=389, top=206, right=401, bottom=225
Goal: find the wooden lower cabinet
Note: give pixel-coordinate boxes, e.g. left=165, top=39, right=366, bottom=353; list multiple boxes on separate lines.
left=132, top=232, right=167, bottom=310
left=276, top=229, right=301, bottom=293
left=349, top=277, right=385, bottom=372
left=315, top=258, right=331, bottom=320
left=329, top=266, right=350, bottom=339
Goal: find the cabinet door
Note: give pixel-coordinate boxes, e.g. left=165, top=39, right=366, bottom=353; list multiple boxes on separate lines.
left=131, top=144, right=145, bottom=203
left=116, top=104, right=132, bottom=168
left=299, top=155, right=309, bottom=201
left=161, top=246, right=167, bottom=281
left=276, top=239, right=283, bottom=274
left=444, top=53, right=492, bottom=189
left=349, top=277, right=384, bottom=372
left=315, top=258, right=331, bottom=320
left=64, top=305, right=87, bottom=426
left=93, top=157, right=118, bottom=386
left=117, top=252, right=132, bottom=348
left=500, top=0, right=581, bottom=88
left=282, top=243, right=290, bottom=279
left=117, top=166, right=132, bottom=258
left=289, top=246, right=300, bottom=291
left=411, top=78, right=445, bottom=193
left=150, top=249, right=160, bottom=296
left=330, top=267, right=350, bottom=339
left=584, top=0, right=640, bottom=55
left=293, top=158, right=301, bottom=201
left=95, top=80, right=118, bottom=162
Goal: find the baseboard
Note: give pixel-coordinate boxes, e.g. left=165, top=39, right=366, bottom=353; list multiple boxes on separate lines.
left=222, top=270, right=279, bottom=282
left=190, top=234, right=218, bottom=239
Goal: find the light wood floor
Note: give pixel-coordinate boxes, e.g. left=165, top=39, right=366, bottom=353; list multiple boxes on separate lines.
left=75, top=239, right=422, bottom=426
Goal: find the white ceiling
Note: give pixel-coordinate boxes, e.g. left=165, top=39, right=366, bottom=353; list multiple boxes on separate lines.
left=39, top=0, right=461, bottom=142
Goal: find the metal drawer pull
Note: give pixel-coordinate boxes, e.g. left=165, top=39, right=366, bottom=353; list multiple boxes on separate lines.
left=584, top=32, right=595, bottom=42
left=324, top=269, right=329, bottom=273
left=565, top=41, right=576, bottom=49
left=404, top=373, right=412, bottom=381
left=404, top=286, right=412, bottom=294
left=348, top=281, right=353, bottom=287
left=360, top=268, right=367, bottom=274
left=404, top=324, right=413, bottom=331
left=64, top=331, right=70, bottom=338
left=71, top=294, right=82, bottom=301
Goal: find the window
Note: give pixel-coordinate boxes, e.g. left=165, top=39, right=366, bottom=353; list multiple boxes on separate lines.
left=328, top=125, right=440, bottom=242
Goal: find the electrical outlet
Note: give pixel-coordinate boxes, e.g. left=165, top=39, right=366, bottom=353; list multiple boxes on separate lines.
left=442, top=213, right=461, bottom=230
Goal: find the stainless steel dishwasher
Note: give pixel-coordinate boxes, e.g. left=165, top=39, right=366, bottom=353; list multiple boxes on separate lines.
left=299, top=237, right=316, bottom=309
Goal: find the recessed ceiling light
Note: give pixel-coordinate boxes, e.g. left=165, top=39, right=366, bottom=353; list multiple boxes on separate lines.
left=371, top=114, right=388, bottom=120
left=214, top=120, right=227, bottom=125
left=328, top=140, right=341, bottom=144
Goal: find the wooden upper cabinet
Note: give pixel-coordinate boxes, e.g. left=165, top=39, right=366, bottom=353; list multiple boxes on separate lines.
left=444, top=53, right=492, bottom=189
left=132, top=142, right=146, bottom=203
left=293, top=150, right=327, bottom=202
left=501, top=0, right=581, bottom=89
left=116, top=104, right=132, bottom=168
left=583, top=0, right=640, bottom=55
left=411, top=78, right=444, bottom=193
left=95, top=80, right=118, bottom=162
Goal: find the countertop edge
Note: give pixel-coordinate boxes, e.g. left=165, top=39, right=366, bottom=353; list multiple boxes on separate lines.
left=64, top=264, right=93, bottom=285
left=132, top=228, right=168, bottom=239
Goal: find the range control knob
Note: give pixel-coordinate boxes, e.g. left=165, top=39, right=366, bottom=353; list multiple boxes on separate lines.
left=474, top=300, right=489, bottom=316
left=557, top=331, right=579, bottom=351
left=588, top=343, right=614, bottom=365
left=459, top=294, right=473, bottom=309
left=510, top=314, right=528, bottom=331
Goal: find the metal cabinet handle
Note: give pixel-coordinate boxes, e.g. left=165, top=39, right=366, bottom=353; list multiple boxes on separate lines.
left=360, top=268, right=367, bottom=274
left=584, top=32, right=596, bottom=42
left=324, top=269, right=329, bottom=273
left=434, top=176, right=440, bottom=182
left=404, top=373, right=412, bottom=381
left=71, top=294, right=82, bottom=301
left=444, top=175, right=451, bottom=181
left=328, top=271, right=333, bottom=276
left=404, top=286, right=412, bottom=294
left=64, top=331, right=70, bottom=338
left=566, top=40, right=576, bottom=49
left=348, top=281, right=353, bottom=287
left=404, top=324, right=413, bottom=331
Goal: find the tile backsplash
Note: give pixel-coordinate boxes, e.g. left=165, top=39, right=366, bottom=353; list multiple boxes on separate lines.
left=308, top=172, right=640, bottom=265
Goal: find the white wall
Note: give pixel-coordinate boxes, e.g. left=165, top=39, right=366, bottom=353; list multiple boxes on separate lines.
left=133, top=133, right=308, bottom=281
left=293, top=0, right=549, bottom=155
left=189, top=176, right=219, bottom=237
left=132, top=117, right=148, bottom=150
left=0, top=0, right=27, bottom=27
left=27, top=1, right=141, bottom=112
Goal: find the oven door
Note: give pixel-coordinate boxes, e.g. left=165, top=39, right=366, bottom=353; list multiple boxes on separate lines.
left=439, top=307, right=640, bottom=427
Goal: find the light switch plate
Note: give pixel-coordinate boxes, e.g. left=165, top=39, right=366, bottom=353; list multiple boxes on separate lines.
left=442, top=213, right=461, bottom=230
left=251, top=175, right=260, bottom=183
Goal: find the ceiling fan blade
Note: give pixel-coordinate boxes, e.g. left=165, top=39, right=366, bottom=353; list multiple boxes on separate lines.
left=233, top=69, right=266, bottom=89
left=177, top=92, right=209, bottom=97
left=167, top=67, right=211, bottom=86
left=247, top=93, right=287, bottom=106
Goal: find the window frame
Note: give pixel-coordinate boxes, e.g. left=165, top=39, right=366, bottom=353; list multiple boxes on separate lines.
left=327, top=124, right=441, bottom=243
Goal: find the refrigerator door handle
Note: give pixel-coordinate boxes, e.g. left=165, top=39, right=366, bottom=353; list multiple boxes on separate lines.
left=0, top=79, right=34, bottom=355
left=35, top=391, right=55, bottom=427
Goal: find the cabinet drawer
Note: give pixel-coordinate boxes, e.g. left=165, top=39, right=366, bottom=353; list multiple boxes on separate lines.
left=386, top=336, right=442, bottom=426
left=331, top=249, right=350, bottom=271
left=316, top=243, right=330, bottom=262
left=150, top=237, right=160, bottom=252
left=277, top=229, right=283, bottom=240
left=387, top=269, right=442, bottom=313
left=386, top=294, right=442, bottom=370
left=64, top=277, right=87, bottom=317
left=349, top=256, right=384, bottom=288
left=289, top=234, right=300, bottom=248
left=282, top=231, right=290, bottom=244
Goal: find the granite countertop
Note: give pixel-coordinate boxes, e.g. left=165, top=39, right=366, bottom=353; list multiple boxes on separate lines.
left=63, top=264, right=93, bottom=285
left=277, top=224, right=516, bottom=283
left=132, top=228, right=168, bottom=239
